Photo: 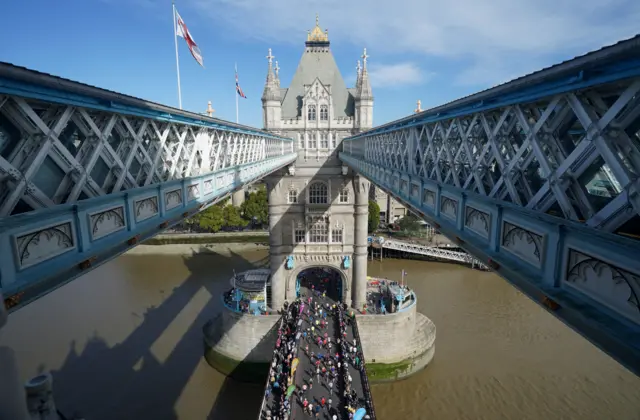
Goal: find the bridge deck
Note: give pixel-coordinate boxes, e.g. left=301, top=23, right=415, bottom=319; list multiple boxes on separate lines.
left=260, top=289, right=375, bottom=420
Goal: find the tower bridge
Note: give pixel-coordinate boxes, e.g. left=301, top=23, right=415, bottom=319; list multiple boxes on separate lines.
left=0, top=12, right=639, bottom=420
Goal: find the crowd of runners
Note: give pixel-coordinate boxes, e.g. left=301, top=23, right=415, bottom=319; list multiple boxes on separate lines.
left=260, top=272, right=374, bottom=420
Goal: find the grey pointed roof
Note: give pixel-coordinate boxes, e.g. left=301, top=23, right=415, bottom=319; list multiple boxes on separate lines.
left=281, top=48, right=354, bottom=119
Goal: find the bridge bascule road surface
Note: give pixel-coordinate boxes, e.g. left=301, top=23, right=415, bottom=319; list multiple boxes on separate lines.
left=260, top=276, right=374, bottom=420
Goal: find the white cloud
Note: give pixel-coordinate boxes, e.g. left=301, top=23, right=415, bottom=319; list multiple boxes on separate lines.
left=366, top=63, right=427, bottom=88
left=185, top=0, right=640, bottom=87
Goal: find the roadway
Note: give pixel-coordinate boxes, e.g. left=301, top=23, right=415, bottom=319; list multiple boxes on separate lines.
left=289, top=286, right=369, bottom=420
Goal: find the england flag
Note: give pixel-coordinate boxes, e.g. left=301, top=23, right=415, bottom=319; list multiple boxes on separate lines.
left=175, top=9, right=204, bottom=67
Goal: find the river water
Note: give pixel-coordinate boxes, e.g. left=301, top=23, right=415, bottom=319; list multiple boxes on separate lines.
left=1, top=247, right=639, bottom=420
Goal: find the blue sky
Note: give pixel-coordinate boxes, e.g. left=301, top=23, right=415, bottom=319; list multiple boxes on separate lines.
left=2, top=0, right=639, bottom=128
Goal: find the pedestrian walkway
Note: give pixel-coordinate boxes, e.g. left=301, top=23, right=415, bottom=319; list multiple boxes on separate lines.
left=259, top=281, right=375, bottom=420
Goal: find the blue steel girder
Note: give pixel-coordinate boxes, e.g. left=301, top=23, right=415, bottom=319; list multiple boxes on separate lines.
left=340, top=36, right=640, bottom=375
left=0, top=153, right=295, bottom=312
left=0, top=62, right=296, bottom=311
left=0, top=62, right=293, bottom=217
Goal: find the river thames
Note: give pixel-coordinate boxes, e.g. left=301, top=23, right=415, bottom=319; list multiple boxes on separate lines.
left=2, top=245, right=639, bottom=419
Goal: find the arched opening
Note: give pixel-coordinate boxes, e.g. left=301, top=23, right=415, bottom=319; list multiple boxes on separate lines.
left=295, top=266, right=343, bottom=302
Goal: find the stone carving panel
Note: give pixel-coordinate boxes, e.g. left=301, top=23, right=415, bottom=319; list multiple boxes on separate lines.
left=134, top=196, right=159, bottom=223
left=203, top=179, right=213, bottom=195
left=90, top=206, right=126, bottom=241
left=15, top=222, right=76, bottom=269
left=400, top=180, right=408, bottom=194
left=565, top=249, right=640, bottom=323
left=501, top=221, right=543, bottom=267
left=440, top=197, right=458, bottom=220
left=465, top=206, right=490, bottom=239
left=165, top=189, right=182, bottom=210
left=410, top=184, right=419, bottom=199
left=187, top=184, right=200, bottom=201
left=423, top=189, right=435, bottom=208
left=293, top=254, right=344, bottom=263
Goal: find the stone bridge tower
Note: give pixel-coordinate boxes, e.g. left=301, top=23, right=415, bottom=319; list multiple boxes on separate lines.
left=262, top=15, right=373, bottom=311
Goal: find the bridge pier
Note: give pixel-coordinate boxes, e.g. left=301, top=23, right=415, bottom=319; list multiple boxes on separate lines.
left=232, top=189, right=245, bottom=206
left=353, top=176, right=370, bottom=310
left=267, top=180, right=286, bottom=311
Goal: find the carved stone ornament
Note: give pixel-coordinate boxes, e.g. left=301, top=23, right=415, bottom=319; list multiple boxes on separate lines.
left=15, top=221, right=76, bottom=269
left=90, top=206, right=126, bottom=241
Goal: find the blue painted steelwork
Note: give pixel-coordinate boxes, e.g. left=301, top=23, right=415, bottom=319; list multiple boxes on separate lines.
left=348, top=35, right=640, bottom=140
left=340, top=35, right=640, bottom=375
left=0, top=62, right=288, bottom=139
left=340, top=152, right=640, bottom=375
left=0, top=153, right=296, bottom=313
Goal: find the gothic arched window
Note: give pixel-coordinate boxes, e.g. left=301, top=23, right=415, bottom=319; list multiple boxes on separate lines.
left=308, top=105, right=317, bottom=121
left=320, top=105, right=329, bottom=121
left=308, top=182, right=328, bottom=204
left=309, top=216, right=329, bottom=243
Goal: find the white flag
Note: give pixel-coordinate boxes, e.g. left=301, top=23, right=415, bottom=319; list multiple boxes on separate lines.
left=175, top=9, right=204, bottom=67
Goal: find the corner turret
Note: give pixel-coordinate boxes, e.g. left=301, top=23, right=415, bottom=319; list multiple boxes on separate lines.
left=262, top=48, right=281, bottom=130
left=355, top=48, right=373, bottom=130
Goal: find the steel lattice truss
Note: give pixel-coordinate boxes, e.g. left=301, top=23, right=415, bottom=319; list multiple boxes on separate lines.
left=348, top=78, right=640, bottom=235
left=0, top=95, right=288, bottom=217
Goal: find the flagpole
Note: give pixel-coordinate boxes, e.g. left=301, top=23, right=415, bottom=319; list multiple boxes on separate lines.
left=235, top=63, right=239, bottom=124
left=172, top=0, right=183, bottom=109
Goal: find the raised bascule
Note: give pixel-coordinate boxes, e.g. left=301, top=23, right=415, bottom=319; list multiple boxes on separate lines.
left=0, top=15, right=639, bottom=420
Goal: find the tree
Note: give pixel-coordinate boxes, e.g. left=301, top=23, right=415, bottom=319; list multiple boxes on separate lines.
left=368, top=200, right=380, bottom=233
left=198, top=204, right=224, bottom=232
left=241, top=186, right=268, bottom=226
left=223, top=204, right=248, bottom=228
left=397, top=213, right=422, bottom=233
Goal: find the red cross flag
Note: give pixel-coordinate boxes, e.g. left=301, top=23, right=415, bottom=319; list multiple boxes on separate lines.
left=175, top=9, right=204, bottom=67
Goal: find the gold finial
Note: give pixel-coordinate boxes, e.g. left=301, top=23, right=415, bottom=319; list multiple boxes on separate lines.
left=206, top=101, right=215, bottom=117
left=307, top=14, right=329, bottom=42
left=415, top=100, right=422, bottom=114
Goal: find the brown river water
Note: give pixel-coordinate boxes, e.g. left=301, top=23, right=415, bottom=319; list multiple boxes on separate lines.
left=1, top=246, right=639, bottom=420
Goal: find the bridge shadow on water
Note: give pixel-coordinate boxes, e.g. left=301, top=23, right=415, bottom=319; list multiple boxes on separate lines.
left=48, top=247, right=268, bottom=420
left=50, top=150, right=366, bottom=419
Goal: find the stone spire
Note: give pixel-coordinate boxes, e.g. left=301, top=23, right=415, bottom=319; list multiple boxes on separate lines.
left=356, top=48, right=372, bottom=100
left=415, top=99, right=422, bottom=113
left=275, top=60, right=281, bottom=88
left=262, top=48, right=280, bottom=101
left=356, top=60, right=361, bottom=88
